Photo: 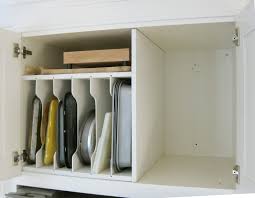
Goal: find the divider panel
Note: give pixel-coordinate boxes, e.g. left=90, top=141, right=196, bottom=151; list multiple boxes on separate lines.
left=53, top=79, right=71, bottom=170
left=132, top=29, right=165, bottom=182
left=35, top=80, right=53, bottom=168
left=90, top=78, right=112, bottom=174
left=71, top=79, right=95, bottom=172
left=110, top=77, right=117, bottom=96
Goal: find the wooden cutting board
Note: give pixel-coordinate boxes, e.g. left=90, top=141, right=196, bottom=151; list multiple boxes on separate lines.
left=64, top=48, right=130, bottom=65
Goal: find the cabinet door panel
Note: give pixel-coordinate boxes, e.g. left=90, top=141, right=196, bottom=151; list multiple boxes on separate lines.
left=0, top=29, right=22, bottom=180
left=236, top=0, right=255, bottom=191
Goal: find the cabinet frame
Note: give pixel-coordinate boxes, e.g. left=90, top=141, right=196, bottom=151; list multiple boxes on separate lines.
left=1, top=1, right=255, bottom=196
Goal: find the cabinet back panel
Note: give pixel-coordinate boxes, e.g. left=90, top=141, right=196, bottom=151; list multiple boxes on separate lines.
left=164, top=49, right=235, bottom=158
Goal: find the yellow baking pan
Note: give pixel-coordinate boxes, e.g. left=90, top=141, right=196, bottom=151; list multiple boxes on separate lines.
left=44, top=96, right=58, bottom=165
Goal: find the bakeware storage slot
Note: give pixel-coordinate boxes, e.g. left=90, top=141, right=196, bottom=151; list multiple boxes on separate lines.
left=52, top=79, right=71, bottom=170
left=110, top=78, right=132, bottom=177
left=34, top=80, right=53, bottom=168
left=90, top=78, right=112, bottom=174
left=92, top=112, right=112, bottom=174
left=71, top=79, right=95, bottom=173
left=19, top=29, right=133, bottom=182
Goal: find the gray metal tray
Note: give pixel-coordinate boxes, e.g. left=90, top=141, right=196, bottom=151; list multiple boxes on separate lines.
left=80, top=111, right=96, bottom=165
left=112, top=80, right=132, bottom=172
left=28, top=95, right=42, bottom=164
left=57, top=101, right=65, bottom=167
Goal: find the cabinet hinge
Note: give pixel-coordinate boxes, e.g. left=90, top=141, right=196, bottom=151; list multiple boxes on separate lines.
left=13, top=43, right=32, bottom=59
left=233, top=165, right=240, bottom=184
left=232, top=28, right=240, bottom=47
left=12, top=150, right=28, bottom=166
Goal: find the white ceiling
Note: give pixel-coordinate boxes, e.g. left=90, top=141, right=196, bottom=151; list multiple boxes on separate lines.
left=0, top=0, right=250, bottom=34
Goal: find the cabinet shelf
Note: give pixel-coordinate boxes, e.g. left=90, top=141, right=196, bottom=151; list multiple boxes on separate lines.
left=22, top=72, right=132, bottom=80
left=139, top=156, right=235, bottom=189
left=22, top=165, right=132, bottom=182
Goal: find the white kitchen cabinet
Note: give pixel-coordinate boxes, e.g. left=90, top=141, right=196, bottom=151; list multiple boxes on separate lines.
left=1, top=1, right=255, bottom=197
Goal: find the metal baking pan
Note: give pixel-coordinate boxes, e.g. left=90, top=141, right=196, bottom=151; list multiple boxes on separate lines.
left=44, top=96, right=58, bottom=165
left=57, top=100, right=65, bottom=168
left=40, top=101, right=50, bottom=148
left=27, top=95, right=42, bottom=164
left=112, top=80, right=132, bottom=172
left=64, top=92, right=77, bottom=168
left=80, top=111, right=96, bottom=165
left=116, top=82, right=132, bottom=169
left=112, top=80, right=120, bottom=172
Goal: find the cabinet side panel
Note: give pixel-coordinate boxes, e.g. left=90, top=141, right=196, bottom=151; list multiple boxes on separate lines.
left=235, top=0, right=255, bottom=191
left=164, top=49, right=234, bottom=158
left=132, top=29, right=165, bottom=181
left=0, top=29, right=22, bottom=180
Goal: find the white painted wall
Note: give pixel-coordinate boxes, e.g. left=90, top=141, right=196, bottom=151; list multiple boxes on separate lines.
left=0, top=0, right=250, bottom=34
left=164, top=49, right=235, bottom=158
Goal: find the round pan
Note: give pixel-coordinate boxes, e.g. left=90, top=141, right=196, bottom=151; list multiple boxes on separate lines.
left=80, top=111, right=96, bottom=165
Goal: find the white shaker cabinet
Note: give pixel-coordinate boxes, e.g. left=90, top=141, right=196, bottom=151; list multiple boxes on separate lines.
left=1, top=1, right=255, bottom=197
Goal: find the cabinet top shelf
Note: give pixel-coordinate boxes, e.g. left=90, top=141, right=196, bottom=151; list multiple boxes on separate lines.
left=22, top=72, right=132, bottom=80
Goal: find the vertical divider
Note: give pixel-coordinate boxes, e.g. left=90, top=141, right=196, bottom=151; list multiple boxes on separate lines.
left=71, top=79, right=95, bottom=172
left=52, top=79, right=71, bottom=170
left=110, top=77, right=117, bottom=96
left=90, top=78, right=112, bottom=175
left=35, top=80, right=53, bottom=168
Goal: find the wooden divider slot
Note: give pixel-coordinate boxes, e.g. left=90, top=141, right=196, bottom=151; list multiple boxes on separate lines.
left=35, top=80, right=53, bottom=168
left=90, top=78, right=112, bottom=175
left=71, top=79, right=95, bottom=173
left=52, top=79, right=71, bottom=170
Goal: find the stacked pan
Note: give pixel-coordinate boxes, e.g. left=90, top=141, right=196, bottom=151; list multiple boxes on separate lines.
left=27, top=92, right=96, bottom=169
left=56, top=92, right=78, bottom=168
left=27, top=96, right=42, bottom=164
left=79, top=111, right=96, bottom=165
left=112, top=80, right=132, bottom=172
left=56, top=93, right=96, bottom=168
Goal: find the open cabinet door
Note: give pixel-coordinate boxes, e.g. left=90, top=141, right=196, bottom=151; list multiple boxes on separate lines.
left=236, top=0, right=255, bottom=192
left=0, top=29, right=22, bottom=180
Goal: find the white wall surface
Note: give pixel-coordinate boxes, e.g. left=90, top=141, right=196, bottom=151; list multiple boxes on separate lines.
left=164, top=49, right=235, bottom=158
left=0, top=0, right=250, bottom=35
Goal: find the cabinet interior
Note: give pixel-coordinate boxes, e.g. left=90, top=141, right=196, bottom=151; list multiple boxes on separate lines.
left=20, top=29, right=132, bottom=181
left=20, top=22, right=237, bottom=189
left=136, top=22, right=237, bottom=189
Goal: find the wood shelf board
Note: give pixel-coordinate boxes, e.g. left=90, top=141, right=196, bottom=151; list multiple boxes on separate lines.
left=64, top=48, right=130, bottom=65
left=22, top=165, right=132, bottom=182
left=22, top=72, right=132, bottom=80
left=25, top=66, right=131, bottom=75
left=112, top=169, right=132, bottom=182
